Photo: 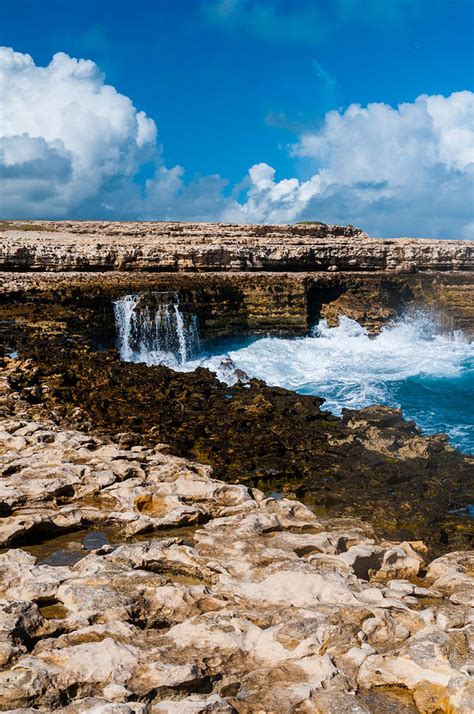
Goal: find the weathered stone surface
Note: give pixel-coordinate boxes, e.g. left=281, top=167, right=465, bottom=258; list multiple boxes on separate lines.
left=425, top=552, right=474, bottom=606
left=0, top=220, right=472, bottom=273
left=0, top=220, right=472, bottom=711
left=2, top=271, right=473, bottom=345
left=4, top=344, right=472, bottom=554
left=0, top=394, right=472, bottom=711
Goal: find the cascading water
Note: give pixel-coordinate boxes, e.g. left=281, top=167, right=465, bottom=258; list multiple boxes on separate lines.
left=113, top=300, right=473, bottom=452
left=113, top=292, right=200, bottom=367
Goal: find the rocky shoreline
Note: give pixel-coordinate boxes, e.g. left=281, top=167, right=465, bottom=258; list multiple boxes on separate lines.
left=0, top=221, right=473, bottom=711
left=0, top=362, right=473, bottom=712
left=4, top=340, right=473, bottom=555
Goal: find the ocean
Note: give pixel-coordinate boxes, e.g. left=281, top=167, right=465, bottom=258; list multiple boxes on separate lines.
left=114, top=298, right=474, bottom=454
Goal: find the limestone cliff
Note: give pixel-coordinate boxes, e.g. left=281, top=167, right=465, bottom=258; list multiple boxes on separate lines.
left=0, top=220, right=472, bottom=272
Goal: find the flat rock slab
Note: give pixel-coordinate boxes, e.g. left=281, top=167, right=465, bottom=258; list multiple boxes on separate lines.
left=0, top=372, right=472, bottom=711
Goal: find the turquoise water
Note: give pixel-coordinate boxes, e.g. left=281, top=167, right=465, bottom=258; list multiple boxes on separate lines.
left=178, top=314, right=474, bottom=454
left=114, top=302, right=474, bottom=453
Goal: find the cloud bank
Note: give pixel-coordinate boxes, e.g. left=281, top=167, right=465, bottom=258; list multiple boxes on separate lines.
left=224, top=92, right=474, bottom=238
left=1, top=47, right=473, bottom=238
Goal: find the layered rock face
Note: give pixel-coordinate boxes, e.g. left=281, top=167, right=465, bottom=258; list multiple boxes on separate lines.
left=0, top=221, right=472, bottom=272
left=0, top=271, right=310, bottom=341
left=0, top=367, right=473, bottom=713
left=1, top=267, right=473, bottom=339
left=1, top=221, right=472, bottom=337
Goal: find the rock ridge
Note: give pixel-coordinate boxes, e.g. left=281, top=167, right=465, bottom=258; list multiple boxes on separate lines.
left=0, top=221, right=472, bottom=272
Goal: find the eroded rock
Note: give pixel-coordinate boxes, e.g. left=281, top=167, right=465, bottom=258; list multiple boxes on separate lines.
left=0, top=403, right=472, bottom=712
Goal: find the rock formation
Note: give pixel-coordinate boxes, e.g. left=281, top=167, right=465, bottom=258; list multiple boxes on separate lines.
left=0, top=221, right=472, bottom=272
left=0, top=363, right=473, bottom=712
left=0, top=221, right=472, bottom=337
left=0, top=221, right=472, bottom=712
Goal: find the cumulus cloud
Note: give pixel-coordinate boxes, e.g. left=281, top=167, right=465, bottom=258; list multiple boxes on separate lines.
left=1, top=46, right=473, bottom=238
left=226, top=92, right=474, bottom=238
left=0, top=46, right=232, bottom=222
left=0, top=47, right=157, bottom=218
left=143, top=166, right=231, bottom=222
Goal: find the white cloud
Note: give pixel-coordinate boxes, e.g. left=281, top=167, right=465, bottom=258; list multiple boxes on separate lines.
left=0, top=47, right=157, bottom=218
left=1, top=46, right=473, bottom=238
left=0, top=46, right=231, bottom=222
left=143, top=166, right=231, bottom=222
left=226, top=92, right=474, bottom=238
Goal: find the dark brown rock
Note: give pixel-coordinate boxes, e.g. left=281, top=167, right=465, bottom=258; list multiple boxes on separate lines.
left=4, top=334, right=472, bottom=557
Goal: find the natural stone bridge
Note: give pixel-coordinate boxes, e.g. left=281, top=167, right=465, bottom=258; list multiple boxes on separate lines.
left=0, top=220, right=472, bottom=273
left=0, top=221, right=472, bottom=337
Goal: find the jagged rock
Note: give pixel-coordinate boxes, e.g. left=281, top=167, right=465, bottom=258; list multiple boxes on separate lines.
left=0, top=405, right=472, bottom=711
left=358, top=626, right=473, bottom=713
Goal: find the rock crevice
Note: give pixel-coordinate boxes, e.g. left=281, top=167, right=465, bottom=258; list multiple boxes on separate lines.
left=0, top=372, right=472, bottom=712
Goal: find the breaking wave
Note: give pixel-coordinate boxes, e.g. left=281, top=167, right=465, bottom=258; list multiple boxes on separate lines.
left=115, top=302, right=474, bottom=452
left=187, top=314, right=474, bottom=452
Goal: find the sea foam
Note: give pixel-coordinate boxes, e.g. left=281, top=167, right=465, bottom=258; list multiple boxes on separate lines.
left=115, top=303, right=474, bottom=452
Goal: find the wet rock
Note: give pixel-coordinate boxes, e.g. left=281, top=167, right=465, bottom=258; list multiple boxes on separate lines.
left=3, top=348, right=473, bottom=555
left=0, top=355, right=473, bottom=711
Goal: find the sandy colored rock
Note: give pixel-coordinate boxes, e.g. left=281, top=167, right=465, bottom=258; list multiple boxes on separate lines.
left=0, top=401, right=472, bottom=712
left=0, top=220, right=472, bottom=273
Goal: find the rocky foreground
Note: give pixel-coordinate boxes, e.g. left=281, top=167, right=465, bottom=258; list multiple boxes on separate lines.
left=0, top=360, right=473, bottom=712
left=5, top=344, right=473, bottom=555
left=0, top=222, right=473, bottom=711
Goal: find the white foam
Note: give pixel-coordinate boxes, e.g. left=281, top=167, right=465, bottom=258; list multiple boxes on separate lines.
left=180, top=313, right=473, bottom=414
left=114, top=303, right=472, bottom=416
left=113, top=307, right=473, bottom=448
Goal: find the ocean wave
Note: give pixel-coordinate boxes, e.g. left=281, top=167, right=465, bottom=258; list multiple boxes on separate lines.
left=182, top=313, right=474, bottom=451
left=116, top=308, right=473, bottom=451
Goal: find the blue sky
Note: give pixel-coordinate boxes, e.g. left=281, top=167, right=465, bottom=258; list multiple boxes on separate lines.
left=1, top=0, right=474, bottom=236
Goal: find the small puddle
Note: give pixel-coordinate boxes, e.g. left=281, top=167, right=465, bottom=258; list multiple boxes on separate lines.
left=37, top=598, right=68, bottom=620
left=19, top=529, right=110, bottom=567
left=15, top=525, right=198, bottom=567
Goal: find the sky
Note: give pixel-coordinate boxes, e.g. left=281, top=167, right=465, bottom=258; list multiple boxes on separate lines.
left=1, top=0, right=473, bottom=237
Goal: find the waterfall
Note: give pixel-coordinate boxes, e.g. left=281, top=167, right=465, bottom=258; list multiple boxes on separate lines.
left=113, top=294, right=138, bottom=363
left=113, top=292, right=201, bottom=366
